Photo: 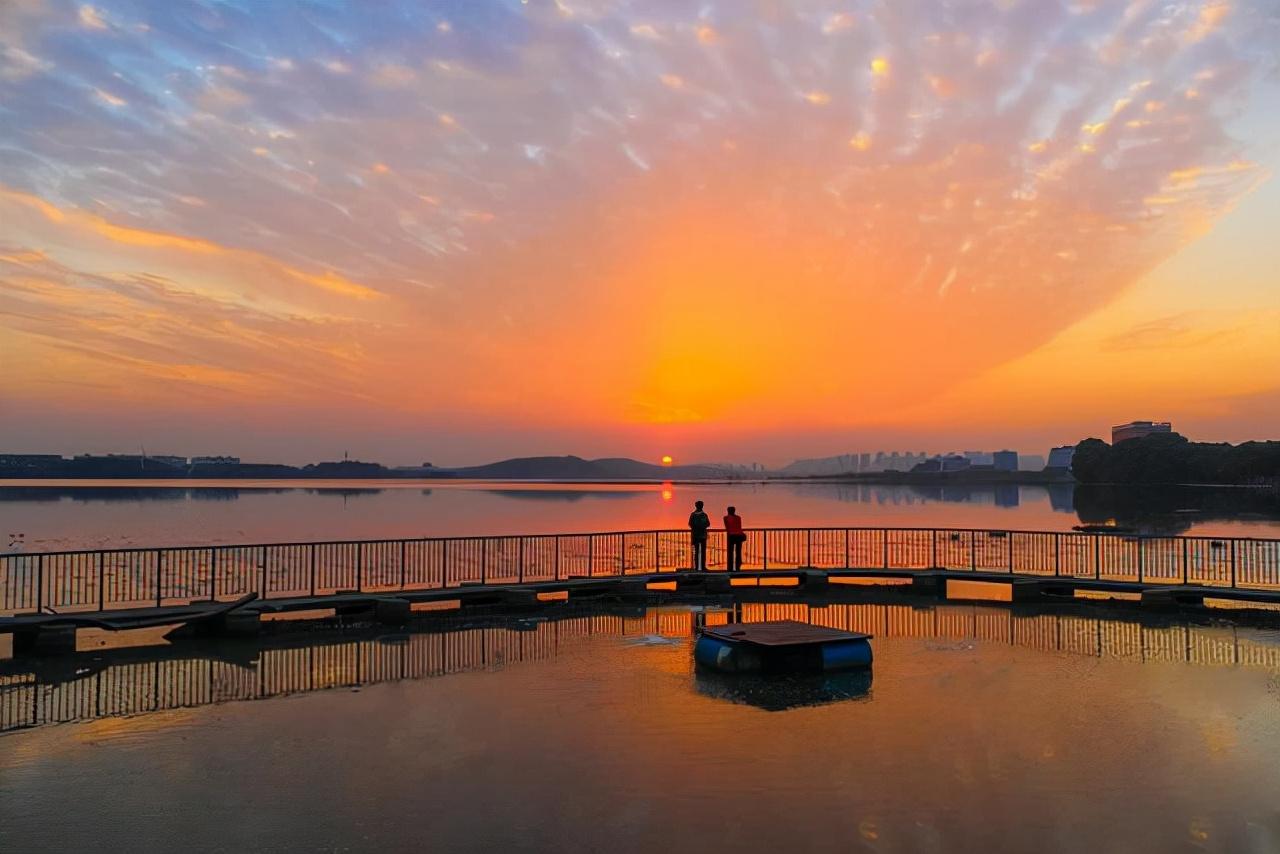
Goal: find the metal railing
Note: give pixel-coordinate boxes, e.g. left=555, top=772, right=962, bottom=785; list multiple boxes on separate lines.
left=2, top=527, right=1279, bottom=616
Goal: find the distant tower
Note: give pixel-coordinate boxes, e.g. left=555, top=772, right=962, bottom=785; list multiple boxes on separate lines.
left=992, top=450, right=1018, bottom=472
left=1111, top=421, right=1172, bottom=444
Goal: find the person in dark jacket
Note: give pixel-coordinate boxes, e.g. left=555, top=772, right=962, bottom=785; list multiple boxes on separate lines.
left=724, top=506, right=745, bottom=571
left=688, top=500, right=710, bottom=570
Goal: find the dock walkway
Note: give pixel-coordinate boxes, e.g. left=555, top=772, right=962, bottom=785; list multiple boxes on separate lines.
left=3, top=526, right=1278, bottom=653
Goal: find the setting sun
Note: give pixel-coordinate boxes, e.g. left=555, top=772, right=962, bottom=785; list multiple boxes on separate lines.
left=661, top=455, right=674, bottom=466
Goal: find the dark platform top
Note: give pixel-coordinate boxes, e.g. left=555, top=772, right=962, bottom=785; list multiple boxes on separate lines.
left=700, top=620, right=871, bottom=648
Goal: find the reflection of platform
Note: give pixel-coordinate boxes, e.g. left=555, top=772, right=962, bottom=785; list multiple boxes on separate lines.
left=695, top=669, right=872, bottom=712
left=695, top=620, right=873, bottom=673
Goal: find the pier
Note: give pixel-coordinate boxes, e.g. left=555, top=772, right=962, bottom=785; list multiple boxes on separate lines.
left=3, top=526, right=1279, bottom=654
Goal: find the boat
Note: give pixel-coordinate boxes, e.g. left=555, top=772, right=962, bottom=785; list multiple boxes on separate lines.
left=694, top=620, right=873, bottom=674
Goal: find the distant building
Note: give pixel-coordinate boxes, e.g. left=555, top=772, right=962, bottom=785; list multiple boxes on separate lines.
left=1046, top=446, right=1075, bottom=470
left=0, top=454, right=64, bottom=464
left=1018, top=454, right=1045, bottom=471
left=941, top=455, right=971, bottom=472
left=992, top=450, right=1018, bottom=472
left=1112, top=421, right=1172, bottom=444
left=192, top=456, right=241, bottom=466
left=858, top=453, right=871, bottom=472
left=74, top=453, right=186, bottom=468
left=912, top=458, right=942, bottom=473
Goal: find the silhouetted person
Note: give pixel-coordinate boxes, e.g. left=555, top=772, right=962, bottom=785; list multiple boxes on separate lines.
left=724, top=506, right=745, bottom=571
left=688, top=500, right=710, bottom=570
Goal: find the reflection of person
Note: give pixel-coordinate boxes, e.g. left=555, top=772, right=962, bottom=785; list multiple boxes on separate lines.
left=724, top=506, right=745, bottom=571
left=688, top=500, right=710, bottom=571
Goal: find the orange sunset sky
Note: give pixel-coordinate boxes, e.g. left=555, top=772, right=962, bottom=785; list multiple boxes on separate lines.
left=1, top=0, right=1278, bottom=465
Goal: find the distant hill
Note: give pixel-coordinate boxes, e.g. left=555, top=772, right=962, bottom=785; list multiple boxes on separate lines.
left=448, top=455, right=728, bottom=480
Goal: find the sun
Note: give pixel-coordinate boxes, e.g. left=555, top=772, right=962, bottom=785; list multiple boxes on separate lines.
left=661, top=455, right=673, bottom=466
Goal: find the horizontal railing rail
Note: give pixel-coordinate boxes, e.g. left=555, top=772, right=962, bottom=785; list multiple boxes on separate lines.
left=2, top=527, right=1278, bottom=616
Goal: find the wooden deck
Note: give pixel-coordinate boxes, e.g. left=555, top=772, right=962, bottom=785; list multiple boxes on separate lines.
left=701, top=619, right=869, bottom=647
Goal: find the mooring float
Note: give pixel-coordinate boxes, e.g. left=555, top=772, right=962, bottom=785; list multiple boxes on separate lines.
left=694, top=619, right=873, bottom=674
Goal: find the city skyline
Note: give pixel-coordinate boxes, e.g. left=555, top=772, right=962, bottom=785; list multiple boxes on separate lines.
left=1, top=1, right=1278, bottom=466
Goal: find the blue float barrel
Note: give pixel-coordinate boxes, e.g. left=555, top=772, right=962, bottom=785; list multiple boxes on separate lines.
left=820, top=638, right=873, bottom=670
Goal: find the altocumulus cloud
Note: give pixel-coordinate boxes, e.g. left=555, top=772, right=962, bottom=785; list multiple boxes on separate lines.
left=0, top=0, right=1276, bottom=424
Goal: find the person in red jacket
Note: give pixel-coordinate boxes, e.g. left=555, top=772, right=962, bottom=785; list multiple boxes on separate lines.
left=724, top=506, right=746, bottom=571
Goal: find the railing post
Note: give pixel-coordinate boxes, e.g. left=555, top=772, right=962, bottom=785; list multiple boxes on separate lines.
left=1137, top=537, right=1144, bottom=584
left=481, top=539, right=487, bottom=585
left=400, top=540, right=408, bottom=590
left=970, top=532, right=976, bottom=572
left=654, top=531, right=660, bottom=573
left=845, top=529, right=850, bottom=569
left=355, top=542, right=363, bottom=591
left=882, top=530, right=889, bottom=569
left=806, top=529, right=812, bottom=568
left=518, top=537, right=524, bottom=584
left=931, top=529, right=938, bottom=569
left=36, top=554, right=43, bottom=613
left=1231, top=539, right=1237, bottom=588
left=98, top=551, right=105, bottom=611
left=309, top=544, right=316, bottom=597
left=1095, top=535, right=1101, bottom=580
left=762, top=530, right=768, bottom=570
left=1007, top=533, right=1014, bottom=574
left=443, top=540, right=450, bottom=588
left=260, top=546, right=268, bottom=597
left=1182, top=538, right=1189, bottom=584
left=587, top=535, right=593, bottom=577
left=1054, top=534, right=1060, bottom=577
left=554, top=536, right=560, bottom=581
left=618, top=534, right=624, bottom=576
left=210, top=547, right=218, bottom=600
left=156, top=549, right=163, bottom=607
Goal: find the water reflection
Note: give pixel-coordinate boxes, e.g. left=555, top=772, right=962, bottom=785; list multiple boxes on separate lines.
left=2, top=481, right=1277, bottom=553
left=1075, top=485, right=1280, bottom=535
left=0, top=486, right=283, bottom=502
left=482, top=489, right=647, bottom=503
left=4, top=601, right=1279, bottom=734
left=695, top=669, right=873, bottom=711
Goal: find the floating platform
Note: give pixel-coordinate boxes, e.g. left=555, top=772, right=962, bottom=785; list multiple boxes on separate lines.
left=694, top=620, right=873, bottom=674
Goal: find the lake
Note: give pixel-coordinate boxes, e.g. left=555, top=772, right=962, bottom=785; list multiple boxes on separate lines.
left=3, top=599, right=1280, bottom=852
left=2, top=480, right=1278, bottom=553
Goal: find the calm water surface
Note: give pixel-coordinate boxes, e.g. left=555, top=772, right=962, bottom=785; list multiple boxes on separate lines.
left=3, top=600, right=1280, bottom=852
left=2, top=480, right=1278, bottom=552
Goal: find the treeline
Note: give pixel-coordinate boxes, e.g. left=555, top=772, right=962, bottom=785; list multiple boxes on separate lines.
left=0, top=458, right=450, bottom=480
left=1072, top=433, right=1280, bottom=485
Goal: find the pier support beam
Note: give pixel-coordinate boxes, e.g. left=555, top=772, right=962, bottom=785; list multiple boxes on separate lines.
left=1009, top=579, right=1046, bottom=603
left=213, top=610, right=261, bottom=637
left=496, top=588, right=539, bottom=608
left=12, top=625, right=77, bottom=657
left=374, top=598, right=412, bottom=625
left=1141, top=588, right=1204, bottom=610
left=911, top=573, right=948, bottom=598
left=797, top=570, right=829, bottom=592
left=701, top=574, right=731, bottom=593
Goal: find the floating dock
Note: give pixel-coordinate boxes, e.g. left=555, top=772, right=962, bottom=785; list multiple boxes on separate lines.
left=694, top=619, right=873, bottom=673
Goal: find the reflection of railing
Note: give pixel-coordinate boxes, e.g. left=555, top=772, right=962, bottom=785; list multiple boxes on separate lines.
left=4, top=602, right=1279, bottom=734
left=3, top=528, right=1279, bottom=616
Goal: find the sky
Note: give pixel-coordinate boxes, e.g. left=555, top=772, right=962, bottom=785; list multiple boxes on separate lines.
left=0, top=0, right=1278, bottom=466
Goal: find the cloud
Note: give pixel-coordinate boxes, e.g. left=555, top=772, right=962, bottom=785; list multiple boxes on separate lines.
left=78, top=5, right=108, bottom=30
left=0, top=0, right=1275, bottom=445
